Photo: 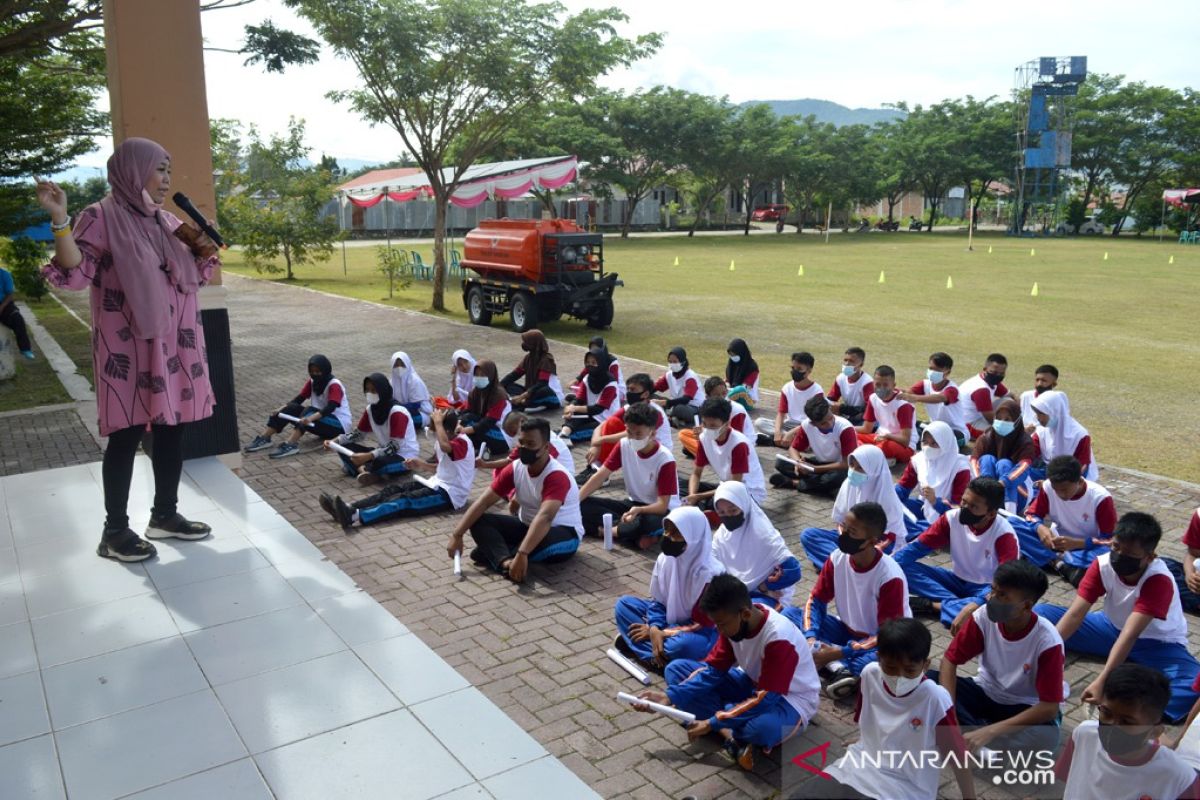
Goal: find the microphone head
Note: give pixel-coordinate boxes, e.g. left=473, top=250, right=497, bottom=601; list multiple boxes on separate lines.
left=172, top=191, right=189, bottom=207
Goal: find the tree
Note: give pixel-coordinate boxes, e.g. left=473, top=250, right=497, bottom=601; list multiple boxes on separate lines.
left=868, top=120, right=914, bottom=225
left=288, top=0, right=659, bottom=310
left=893, top=102, right=959, bottom=230
left=1070, top=74, right=1128, bottom=212
left=1107, top=83, right=1184, bottom=234
left=219, top=118, right=341, bottom=281
left=722, top=104, right=790, bottom=235
left=780, top=115, right=835, bottom=231
left=944, top=96, right=1012, bottom=227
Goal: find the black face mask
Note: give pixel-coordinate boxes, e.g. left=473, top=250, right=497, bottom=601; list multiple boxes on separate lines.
left=517, top=446, right=542, bottom=465
left=660, top=539, right=687, bottom=558
left=1110, top=552, right=1145, bottom=578
left=588, top=365, right=607, bottom=379
left=720, top=513, right=745, bottom=531
left=985, top=599, right=1020, bottom=623
left=627, top=392, right=646, bottom=404
left=1034, top=386, right=1049, bottom=396
left=791, top=369, right=808, bottom=383
left=959, top=508, right=987, bottom=527
left=729, top=618, right=752, bottom=642
left=837, top=532, right=865, bottom=555
left=983, top=372, right=1004, bottom=387
left=1097, top=720, right=1149, bottom=757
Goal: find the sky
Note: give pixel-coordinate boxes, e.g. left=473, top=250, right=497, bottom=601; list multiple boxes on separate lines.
left=72, top=0, right=1198, bottom=170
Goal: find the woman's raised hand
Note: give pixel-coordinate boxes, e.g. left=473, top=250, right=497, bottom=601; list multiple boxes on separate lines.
left=35, top=179, right=68, bottom=222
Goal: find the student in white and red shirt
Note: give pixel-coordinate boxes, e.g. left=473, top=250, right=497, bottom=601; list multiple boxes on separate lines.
left=579, top=373, right=670, bottom=483
left=938, top=560, right=1064, bottom=756
left=447, top=417, right=583, bottom=583
left=1029, top=390, right=1097, bottom=480
left=688, top=396, right=767, bottom=507
left=1019, top=363, right=1059, bottom=432
left=1165, top=506, right=1200, bottom=614
left=1054, top=664, right=1200, bottom=800
left=633, top=574, right=819, bottom=772
left=855, top=365, right=917, bottom=463
left=560, top=350, right=620, bottom=442
left=475, top=410, right=575, bottom=476
left=822, top=618, right=975, bottom=800
left=327, top=373, right=419, bottom=486
left=458, top=359, right=512, bottom=451
left=895, top=420, right=971, bottom=538
left=244, top=354, right=352, bottom=457
left=501, top=329, right=565, bottom=411
left=724, top=338, right=760, bottom=410
left=782, top=501, right=910, bottom=700
left=957, top=353, right=1009, bottom=440
left=969, top=398, right=1039, bottom=513
left=770, top=395, right=857, bottom=495
left=827, top=346, right=873, bottom=426
left=324, top=408, right=474, bottom=528
left=894, top=477, right=1019, bottom=629
left=571, top=336, right=624, bottom=403
left=899, top=351, right=969, bottom=446
left=652, top=345, right=702, bottom=428
left=754, top=351, right=824, bottom=447
left=577, top=402, right=680, bottom=550
left=1013, top=455, right=1116, bottom=586
left=1034, top=511, right=1200, bottom=723
left=680, top=375, right=751, bottom=460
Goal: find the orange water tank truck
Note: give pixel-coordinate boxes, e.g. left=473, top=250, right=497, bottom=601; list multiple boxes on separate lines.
left=460, top=218, right=621, bottom=332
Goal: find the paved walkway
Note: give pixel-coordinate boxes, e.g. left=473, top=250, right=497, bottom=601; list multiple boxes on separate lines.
left=0, top=456, right=597, bottom=800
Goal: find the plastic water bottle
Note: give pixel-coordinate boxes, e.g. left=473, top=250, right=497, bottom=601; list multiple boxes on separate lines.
left=1194, top=557, right=1200, bottom=573
left=602, top=513, right=614, bottom=551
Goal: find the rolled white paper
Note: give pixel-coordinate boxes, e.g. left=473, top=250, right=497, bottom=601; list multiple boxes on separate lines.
left=414, top=474, right=438, bottom=490
left=453, top=551, right=462, bottom=576
left=692, top=415, right=700, bottom=428
left=477, top=442, right=488, bottom=460
left=616, top=692, right=696, bottom=725
left=278, top=412, right=302, bottom=423
left=775, top=455, right=814, bottom=473
left=570, top=414, right=590, bottom=420
left=602, top=513, right=614, bottom=551
left=327, top=441, right=357, bottom=457
left=606, top=647, right=651, bottom=685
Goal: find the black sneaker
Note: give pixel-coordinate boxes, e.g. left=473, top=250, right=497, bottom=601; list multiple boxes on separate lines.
left=243, top=434, right=273, bottom=453
left=825, top=667, right=860, bottom=700
left=755, top=433, right=774, bottom=447
left=769, top=473, right=796, bottom=489
left=612, top=633, right=636, bottom=659
left=575, top=464, right=597, bottom=485
left=909, top=595, right=937, bottom=616
left=333, top=496, right=356, bottom=529
left=145, top=513, right=211, bottom=541
left=97, top=527, right=157, bottom=562
left=1056, top=562, right=1087, bottom=588
left=720, top=738, right=755, bottom=770
left=318, top=492, right=336, bottom=521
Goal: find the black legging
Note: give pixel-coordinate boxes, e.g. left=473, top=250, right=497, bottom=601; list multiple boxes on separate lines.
left=578, top=496, right=665, bottom=546
left=103, top=423, right=184, bottom=531
left=0, top=303, right=32, bottom=352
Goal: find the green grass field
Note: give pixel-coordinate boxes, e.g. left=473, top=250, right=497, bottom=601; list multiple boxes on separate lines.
left=223, top=230, right=1200, bottom=482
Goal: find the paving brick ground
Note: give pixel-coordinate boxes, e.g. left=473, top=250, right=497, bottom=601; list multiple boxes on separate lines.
left=42, top=275, right=1200, bottom=798
left=0, top=406, right=102, bottom=477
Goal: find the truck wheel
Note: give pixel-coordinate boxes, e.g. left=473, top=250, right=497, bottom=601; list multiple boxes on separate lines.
left=466, top=286, right=492, bottom=326
left=586, top=298, right=614, bottom=329
left=510, top=291, right=538, bottom=332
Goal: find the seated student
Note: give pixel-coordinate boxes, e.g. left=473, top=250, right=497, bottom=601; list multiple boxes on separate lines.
left=561, top=349, right=620, bottom=442
left=613, top=506, right=721, bottom=668
left=501, top=329, right=564, bottom=411
left=578, top=402, right=680, bottom=550
left=821, top=618, right=975, bottom=800
left=969, top=398, right=1038, bottom=513
left=326, top=373, right=420, bottom=486
left=580, top=336, right=625, bottom=402
left=686, top=397, right=767, bottom=507
left=433, top=348, right=475, bottom=410
left=1019, top=363, right=1059, bottom=433
left=711, top=481, right=802, bottom=608
left=899, top=351, right=970, bottom=447
left=1166, top=665, right=1200, bottom=767
left=800, top=444, right=912, bottom=571
left=651, top=346, right=702, bottom=428
left=937, top=560, right=1064, bottom=757
left=0, top=265, right=35, bottom=359
left=680, top=376, right=751, bottom=459
left=457, top=359, right=512, bottom=451
left=321, top=408, right=473, bottom=528
left=724, top=338, right=760, bottom=410
left=578, top=373, right=670, bottom=483
left=1034, top=511, right=1200, bottom=723
left=783, top=501, right=910, bottom=700
left=957, top=353, right=1010, bottom=441
left=1030, top=390, right=1097, bottom=481
left=894, top=477, right=1019, bottom=628
left=477, top=410, right=574, bottom=475
left=1163, top=506, right=1200, bottom=614
left=1054, top=664, right=1200, bottom=800
left=770, top=395, right=856, bottom=495
left=827, top=346, right=873, bottom=426
left=244, top=354, right=352, bottom=458
left=388, top=350, right=433, bottom=426
left=446, top=417, right=583, bottom=583
left=855, top=365, right=917, bottom=463
left=895, top=420, right=970, bottom=536
left=1012, top=455, right=1117, bottom=587
left=633, top=574, right=819, bottom=771
left=754, top=351, right=823, bottom=447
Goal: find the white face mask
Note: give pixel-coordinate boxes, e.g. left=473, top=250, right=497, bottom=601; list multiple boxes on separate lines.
left=394, top=366, right=407, bottom=377
left=882, top=671, right=923, bottom=697
left=626, top=436, right=650, bottom=451
left=728, top=354, right=741, bottom=364
left=699, top=426, right=722, bottom=444
left=927, top=369, right=944, bottom=383
left=364, top=392, right=380, bottom=405
left=473, top=376, right=490, bottom=389
left=670, top=362, right=686, bottom=374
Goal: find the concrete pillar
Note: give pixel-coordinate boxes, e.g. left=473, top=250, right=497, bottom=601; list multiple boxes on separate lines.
left=103, top=0, right=239, bottom=458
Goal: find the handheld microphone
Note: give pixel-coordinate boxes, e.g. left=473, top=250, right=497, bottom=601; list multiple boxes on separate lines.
left=171, top=192, right=225, bottom=248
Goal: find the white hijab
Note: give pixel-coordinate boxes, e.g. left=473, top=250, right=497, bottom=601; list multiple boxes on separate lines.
left=1031, top=390, right=1091, bottom=466
left=450, top=348, right=476, bottom=401
left=834, top=444, right=913, bottom=548
left=390, top=350, right=431, bottom=408
left=650, top=507, right=724, bottom=625
left=911, top=421, right=969, bottom=522
left=711, top=481, right=794, bottom=600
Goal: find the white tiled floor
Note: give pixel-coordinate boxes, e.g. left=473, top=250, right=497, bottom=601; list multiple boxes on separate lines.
left=0, top=457, right=599, bottom=800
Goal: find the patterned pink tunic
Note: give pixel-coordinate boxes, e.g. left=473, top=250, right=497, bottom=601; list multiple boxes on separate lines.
left=43, top=203, right=218, bottom=437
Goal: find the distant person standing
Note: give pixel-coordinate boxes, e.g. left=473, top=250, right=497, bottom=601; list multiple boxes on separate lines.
left=37, top=138, right=219, bottom=562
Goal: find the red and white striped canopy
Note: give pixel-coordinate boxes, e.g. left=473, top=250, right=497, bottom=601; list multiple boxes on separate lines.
left=342, top=155, right=578, bottom=209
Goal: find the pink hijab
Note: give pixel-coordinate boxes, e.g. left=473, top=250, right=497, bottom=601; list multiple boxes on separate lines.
left=100, top=138, right=201, bottom=339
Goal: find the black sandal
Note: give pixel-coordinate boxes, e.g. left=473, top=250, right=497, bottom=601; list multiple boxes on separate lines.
left=146, top=513, right=211, bottom=541
left=97, top=528, right=157, bottom=562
